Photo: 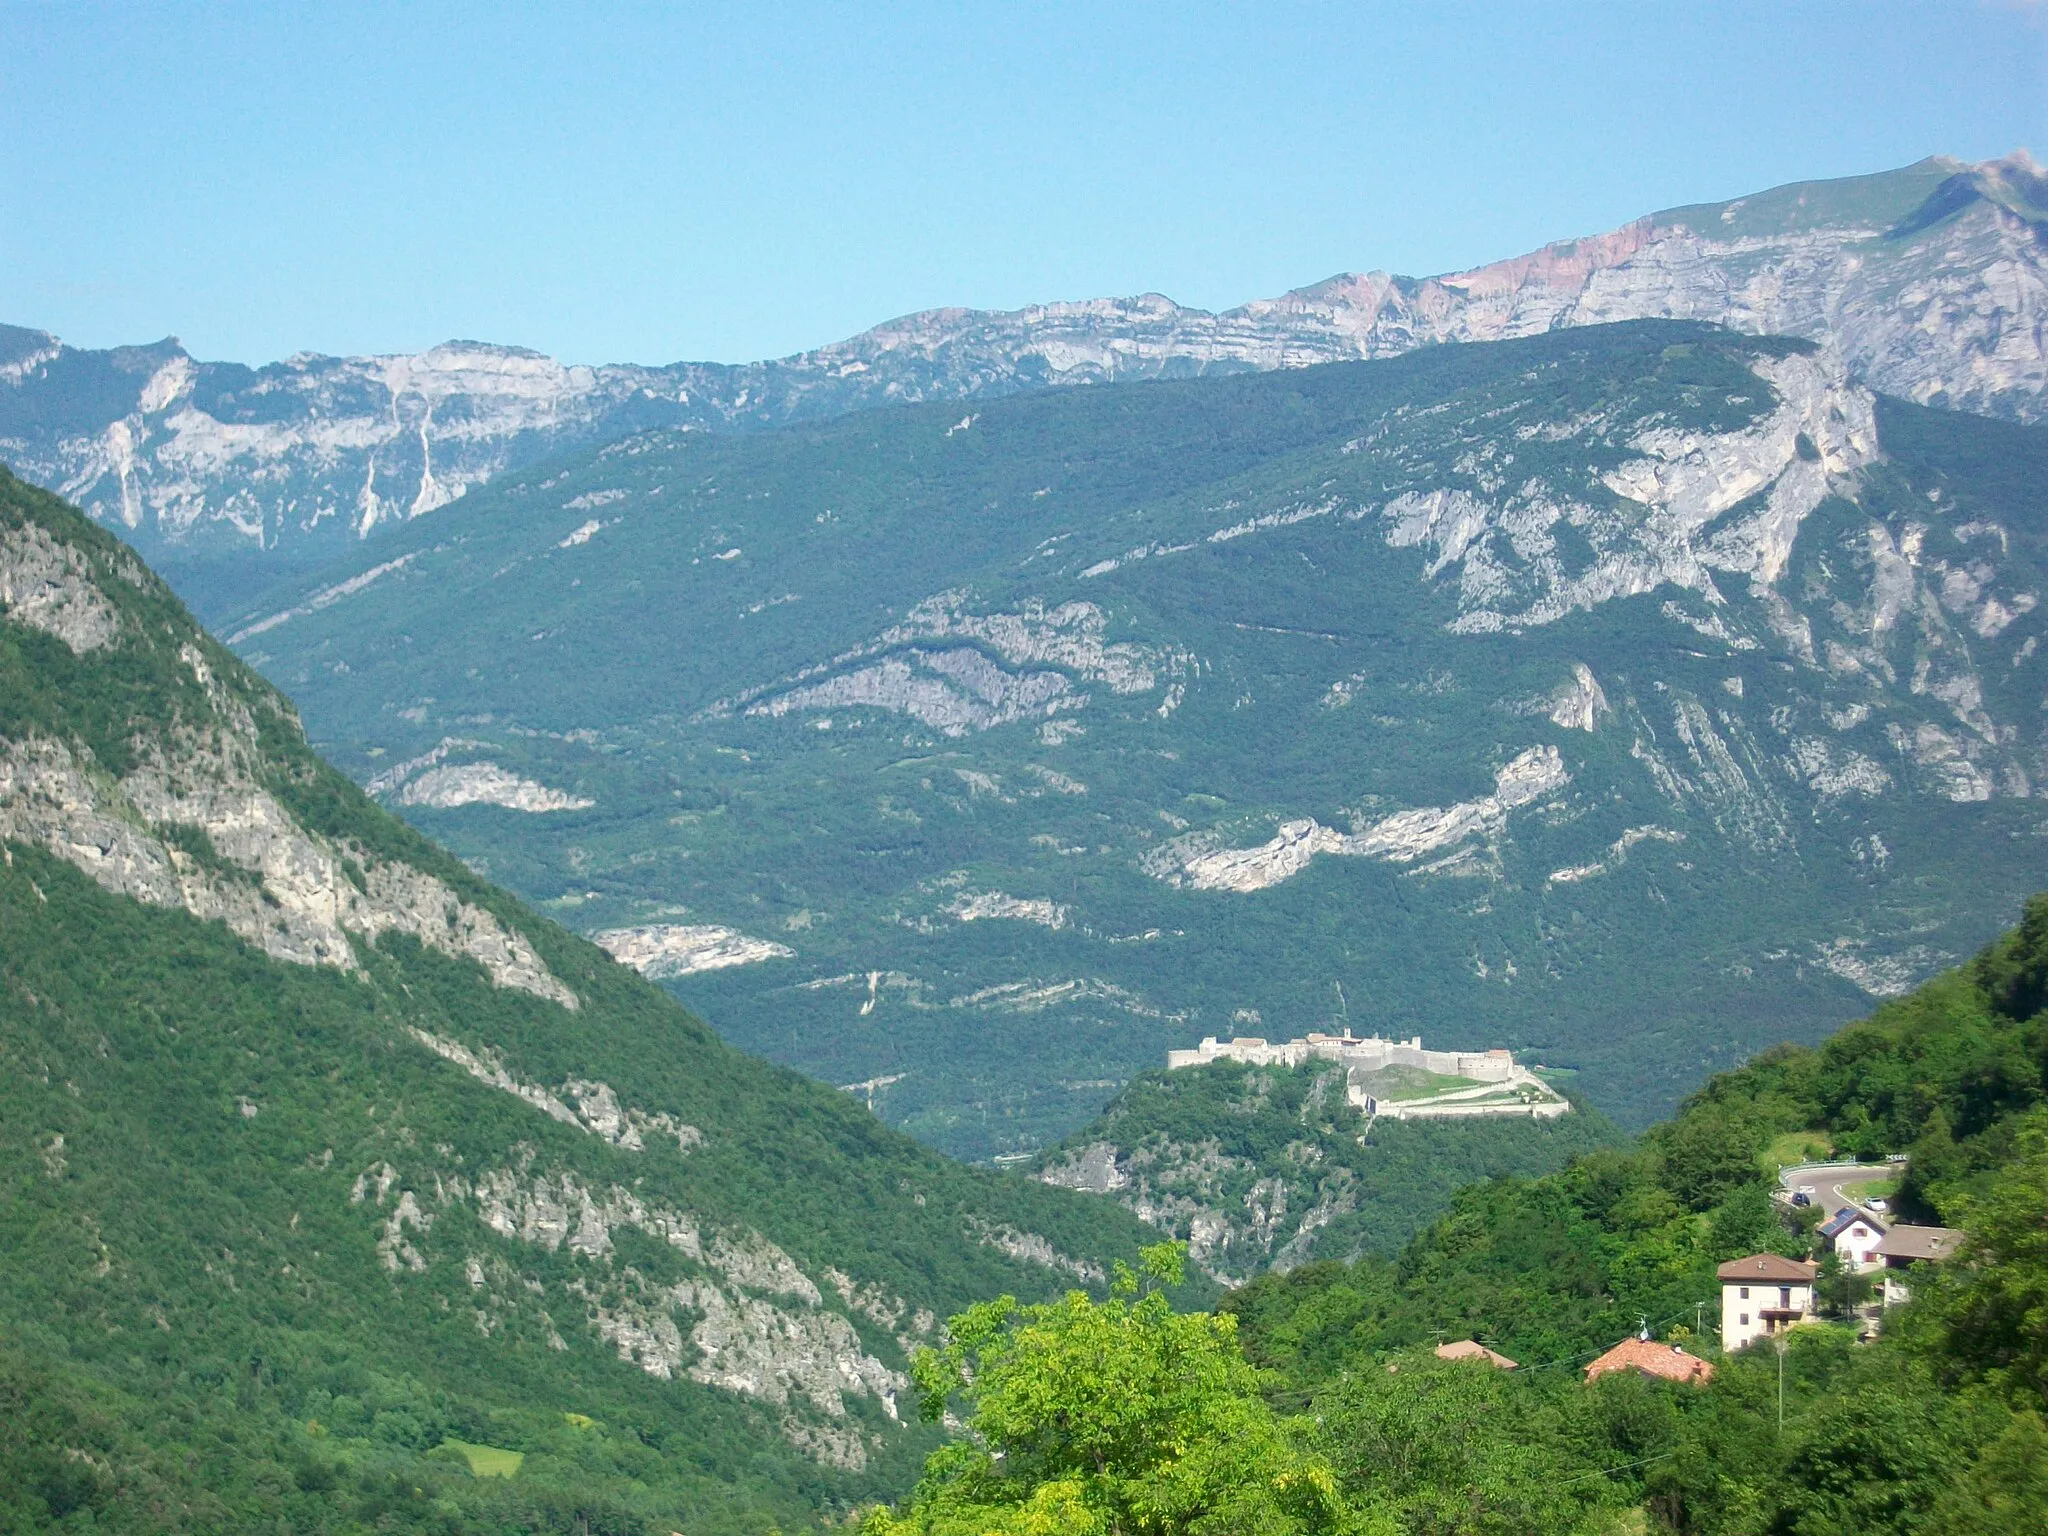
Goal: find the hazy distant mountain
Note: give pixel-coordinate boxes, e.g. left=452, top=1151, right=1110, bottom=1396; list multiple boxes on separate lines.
left=226, top=321, right=2048, bottom=1161
left=2, top=152, right=2041, bottom=610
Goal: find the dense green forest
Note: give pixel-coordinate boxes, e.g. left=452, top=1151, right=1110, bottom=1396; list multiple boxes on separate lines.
left=1033, top=1059, right=1620, bottom=1278
left=0, top=469, right=1167, bottom=1533
left=863, top=898, right=2048, bottom=1534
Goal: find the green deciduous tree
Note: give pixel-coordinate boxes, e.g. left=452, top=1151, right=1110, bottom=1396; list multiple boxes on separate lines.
left=866, top=1244, right=1346, bottom=1536
left=1934, top=1111, right=2048, bottom=1407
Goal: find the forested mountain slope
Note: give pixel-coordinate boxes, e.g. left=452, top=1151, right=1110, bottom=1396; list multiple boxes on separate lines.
left=225, top=321, right=2048, bottom=1161
left=1, top=151, right=2039, bottom=611
left=0, top=470, right=1163, bottom=1533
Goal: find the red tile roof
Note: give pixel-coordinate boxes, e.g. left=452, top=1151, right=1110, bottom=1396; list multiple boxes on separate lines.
left=1584, top=1338, right=1715, bottom=1386
left=1716, top=1253, right=1818, bottom=1284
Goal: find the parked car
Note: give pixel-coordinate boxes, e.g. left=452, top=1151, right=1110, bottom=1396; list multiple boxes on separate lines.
left=1867, top=1198, right=1889, bottom=1213
left=1791, top=1192, right=1811, bottom=1207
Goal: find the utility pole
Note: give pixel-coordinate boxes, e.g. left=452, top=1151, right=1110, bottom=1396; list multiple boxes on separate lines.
left=1775, top=1333, right=1788, bottom=1437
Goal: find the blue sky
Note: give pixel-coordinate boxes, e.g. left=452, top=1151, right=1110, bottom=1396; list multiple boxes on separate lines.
left=4, top=2, right=2042, bottom=366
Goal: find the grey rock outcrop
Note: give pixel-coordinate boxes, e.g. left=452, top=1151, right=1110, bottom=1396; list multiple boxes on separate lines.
left=360, top=1153, right=907, bottom=1467
left=0, top=506, right=580, bottom=1007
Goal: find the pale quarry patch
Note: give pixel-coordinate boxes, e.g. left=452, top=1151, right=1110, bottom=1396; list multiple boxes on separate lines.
left=594, top=922, right=795, bottom=979
left=558, top=518, right=603, bottom=547
left=395, top=762, right=594, bottom=813
left=1150, top=745, right=1568, bottom=893
left=948, top=890, right=1071, bottom=930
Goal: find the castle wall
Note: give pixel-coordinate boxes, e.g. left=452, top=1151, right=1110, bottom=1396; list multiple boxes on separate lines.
left=1166, top=1030, right=1566, bottom=1121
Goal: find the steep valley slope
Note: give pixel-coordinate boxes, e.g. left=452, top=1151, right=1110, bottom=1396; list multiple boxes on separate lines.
left=218, top=320, right=2048, bottom=1162
left=1, top=151, right=2041, bottom=615
left=0, top=469, right=1167, bottom=1532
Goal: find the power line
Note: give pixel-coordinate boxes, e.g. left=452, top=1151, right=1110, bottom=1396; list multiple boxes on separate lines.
left=1552, top=1450, right=1677, bottom=1488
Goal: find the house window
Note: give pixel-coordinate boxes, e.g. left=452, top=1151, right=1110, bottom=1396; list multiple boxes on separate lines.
left=1740, top=1287, right=1750, bottom=1299
left=1779, top=1287, right=1791, bottom=1308
left=1740, top=1313, right=1749, bottom=1325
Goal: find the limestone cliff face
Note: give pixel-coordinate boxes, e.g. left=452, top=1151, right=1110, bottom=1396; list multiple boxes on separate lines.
left=727, top=590, right=1192, bottom=738
left=0, top=477, right=579, bottom=1007
left=2, top=154, right=2038, bottom=582
left=356, top=1149, right=917, bottom=1469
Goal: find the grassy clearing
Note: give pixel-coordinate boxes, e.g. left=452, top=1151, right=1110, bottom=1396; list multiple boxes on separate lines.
left=441, top=1440, right=525, bottom=1478
left=1763, top=1130, right=1835, bottom=1171
left=1353, top=1066, right=1485, bottom=1103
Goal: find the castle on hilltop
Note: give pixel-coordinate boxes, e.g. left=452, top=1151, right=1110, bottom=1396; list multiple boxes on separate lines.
left=1166, top=1030, right=1569, bottom=1121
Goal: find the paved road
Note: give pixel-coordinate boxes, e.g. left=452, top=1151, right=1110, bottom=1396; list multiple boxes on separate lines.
left=1779, top=1160, right=1895, bottom=1213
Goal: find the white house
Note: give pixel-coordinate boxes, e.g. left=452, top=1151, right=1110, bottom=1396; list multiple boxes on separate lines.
left=1718, top=1253, right=1817, bottom=1353
left=1817, top=1206, right=1887, bottom=1273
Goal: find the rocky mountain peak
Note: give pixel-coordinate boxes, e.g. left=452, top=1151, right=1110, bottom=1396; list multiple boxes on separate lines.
left=2, top=153, right=2041, bottom=614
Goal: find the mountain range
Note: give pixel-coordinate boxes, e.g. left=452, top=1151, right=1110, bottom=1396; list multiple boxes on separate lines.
left=215, top=317, right=2048, bottom=1168
left=0, top=467, right=1162, bottom=1530
left=2, top=151, right=2042, bottom=615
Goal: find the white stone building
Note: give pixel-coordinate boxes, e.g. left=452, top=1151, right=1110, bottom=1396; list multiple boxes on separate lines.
left=1718, top=1253, right=1818, bottom=1353
left=1817, top=1207, right=1887, bottom=1273
left=1164, top=1030, right=1568, bottom=1120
